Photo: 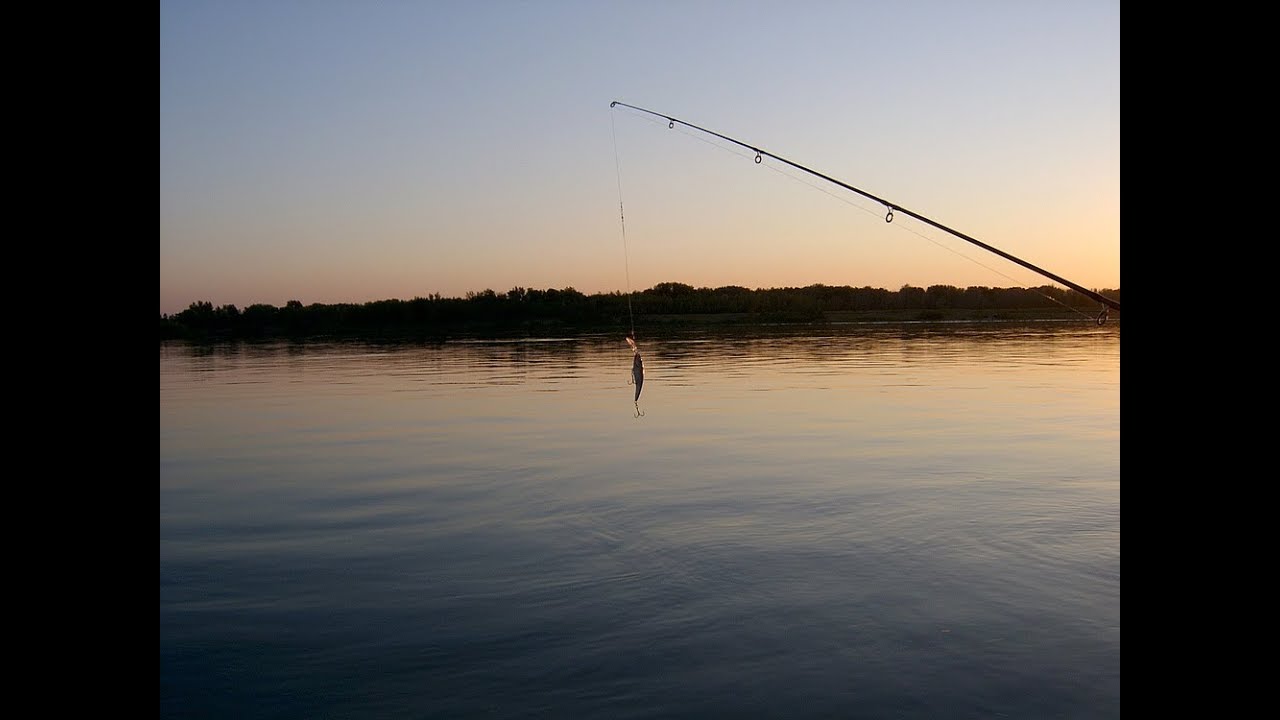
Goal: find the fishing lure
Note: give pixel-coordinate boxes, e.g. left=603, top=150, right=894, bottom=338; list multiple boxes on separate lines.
left=626, top=335, right=644, bottom=417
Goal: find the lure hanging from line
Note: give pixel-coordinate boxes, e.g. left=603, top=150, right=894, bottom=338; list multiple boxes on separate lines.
left=609, top=101, right=1119, bottom=323
left=626, top=335, right=644, bottom=416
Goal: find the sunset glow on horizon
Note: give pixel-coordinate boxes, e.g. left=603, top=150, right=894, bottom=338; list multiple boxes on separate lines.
left=160, top=1, right=1119, bottom=316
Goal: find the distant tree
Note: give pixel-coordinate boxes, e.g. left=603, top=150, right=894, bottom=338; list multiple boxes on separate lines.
left=650, top=282, right=695, bottom=296
left=925, top=285, right=960, bottom=309
left=162, top=281, right=1119, bottom=340
left=898, top=285, right=925, bottom=309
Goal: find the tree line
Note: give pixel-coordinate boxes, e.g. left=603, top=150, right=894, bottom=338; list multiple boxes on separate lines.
left=159, top=283, right=1120, bottom=339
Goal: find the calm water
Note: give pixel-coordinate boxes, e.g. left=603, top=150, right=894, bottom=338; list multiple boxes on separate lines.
left=160, top=322, right=1120, bottom=719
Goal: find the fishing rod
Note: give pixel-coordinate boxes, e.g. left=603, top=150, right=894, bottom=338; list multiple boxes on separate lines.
left=610, top=101, right=1120, bottom=319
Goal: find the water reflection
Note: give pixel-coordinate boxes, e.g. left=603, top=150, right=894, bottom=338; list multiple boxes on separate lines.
left=161, top=321, right=1119, bottom=720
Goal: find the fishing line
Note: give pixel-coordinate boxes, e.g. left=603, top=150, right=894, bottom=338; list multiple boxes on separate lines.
left=610, top=109, right=636, bottom=340
left=613, top=107, right=647, bottom=418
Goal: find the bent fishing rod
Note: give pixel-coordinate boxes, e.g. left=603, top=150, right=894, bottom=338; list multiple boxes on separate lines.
left=610, top=101, right=1120, bottom=318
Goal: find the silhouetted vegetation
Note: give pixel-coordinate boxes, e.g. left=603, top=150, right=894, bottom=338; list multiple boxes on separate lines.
left=160, top=283, right=1120, bottom=340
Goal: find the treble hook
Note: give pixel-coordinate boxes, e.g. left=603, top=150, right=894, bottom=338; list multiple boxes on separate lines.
left=634, top=402, right=645, bottom=418
left=1095, top=306, right=1110, bottom=326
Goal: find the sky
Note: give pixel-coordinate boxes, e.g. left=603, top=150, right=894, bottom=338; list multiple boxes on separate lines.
left=160, top=0, right=1119, bottom=316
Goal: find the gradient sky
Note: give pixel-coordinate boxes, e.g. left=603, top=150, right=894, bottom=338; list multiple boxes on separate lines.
left=160, top=0, right=1119, bottom=316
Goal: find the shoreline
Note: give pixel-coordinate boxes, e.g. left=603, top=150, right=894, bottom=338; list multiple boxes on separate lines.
left=161, top=307, right=1118, bottom=343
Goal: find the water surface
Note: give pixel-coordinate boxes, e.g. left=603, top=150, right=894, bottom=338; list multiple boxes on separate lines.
left=160, top=322, right=1120, bottom=719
